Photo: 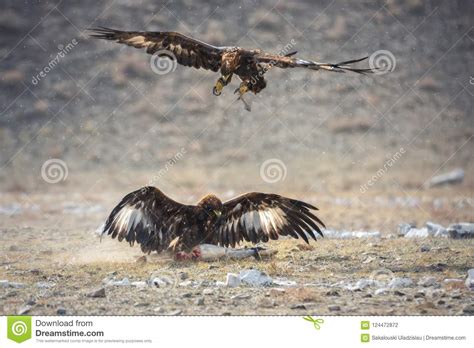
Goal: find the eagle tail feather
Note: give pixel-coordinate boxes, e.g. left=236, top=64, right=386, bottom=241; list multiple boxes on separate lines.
left=301, top=56, right=377, bottom=74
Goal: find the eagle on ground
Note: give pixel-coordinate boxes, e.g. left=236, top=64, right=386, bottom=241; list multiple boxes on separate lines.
left=90, top=27, right=377, bottom=110
left=101, top=186, right=325, bottom=260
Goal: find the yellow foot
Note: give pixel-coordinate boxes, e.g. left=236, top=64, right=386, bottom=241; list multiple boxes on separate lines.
left=234, top=83, right=249, bottom=96
left=213, top=79, right=225, bottom=96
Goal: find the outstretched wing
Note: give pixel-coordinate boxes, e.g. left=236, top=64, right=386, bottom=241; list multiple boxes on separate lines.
left=256, top=53, right=377, bottom=74
left=102, top=186, right=197, bottom=253
left=89, top=27, right=224, bottom=72
left=216, top=193, right=325, bottom=248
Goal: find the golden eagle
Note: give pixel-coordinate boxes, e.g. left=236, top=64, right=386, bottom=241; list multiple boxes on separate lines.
left=101, top=186, right=325, bottom=260
left=90, top=27, right=377, bottom=110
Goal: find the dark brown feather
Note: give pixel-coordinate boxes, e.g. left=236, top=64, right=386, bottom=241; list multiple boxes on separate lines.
left=89, top=27, right=224, bottom=72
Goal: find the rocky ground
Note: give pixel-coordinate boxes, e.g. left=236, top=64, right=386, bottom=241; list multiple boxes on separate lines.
left=0, top=191, right=473, bottom=316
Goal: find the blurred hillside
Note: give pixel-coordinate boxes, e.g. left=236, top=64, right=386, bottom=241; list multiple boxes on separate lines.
left=0, top=0, right=472, bottom=198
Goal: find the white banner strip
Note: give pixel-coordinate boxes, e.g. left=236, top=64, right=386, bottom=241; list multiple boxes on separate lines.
left=1, top=316, right=472, bottom=347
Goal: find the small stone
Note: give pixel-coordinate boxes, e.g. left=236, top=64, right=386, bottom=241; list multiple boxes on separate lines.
left=273, top=278, right=297, bottom=287
left=29, top=269, right=41, bottom=275
left=290, top=303, right=306, bottom=310
left=347, top=279, right=382, bottom=291
left=398, top=223, right=415, bottom=236
left=107, top=278, right=130, bottom=286
left=420, top=245, right=431, bottom=252
left=328, top=305, right=341, bottom=311
left=414, top=291, right=426, bottom=298
left=375, top=288, right=389, bottom=296
left=448, top=223, right=474, bottom=239
left=151, top=277, right=173, bottom=288
left=405, top=227, right=429, bottom=238
left=418, top=276, right=439, bottom=288
left=56, top=307, right=67, bottom=315
left=131, top=281, right=147, bottom=288
left=134, top=302, right=150, bottom=307
left=462, top=304, right=474, bottom=315
left=388, top=277, right=413, bottom=289
left=393, top=290, right=406, bottom=296
left=465, top=269, right=474, bottom=290
left=326, top=290, right=340, bottom=296
left=425, top=168, right=464, bottom=188
left=168, top=309, right=182, bottom=315
left=239, top=269, right=272, bottom=286
left=259, top=298, right=275, bottom=308
left=18, top=305, right=33, bottom=315
left=153, top=307, right=163, bottom=313
left=179, top=280, right=193, bottom=287
left=182, top=292, right=192, bottom=298
left=36, top=281, right=55, bottom=289
left=195, top=297, right=205, bottom=306
left=136, top=256, right=147, bottom=264
left=231, top=293, right=251, bottom=300
left=202, top=289, right=214, bottom=295
left=86, top=288, right=106, bottom=298
left=426, top=222, right=448, bottom=238
left=178, top=272, right=189, bottom=280
left=225, top=273, right=241, bottom=287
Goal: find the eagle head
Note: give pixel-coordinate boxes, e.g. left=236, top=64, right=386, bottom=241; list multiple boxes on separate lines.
left=198, top=194, right=223, bottom=218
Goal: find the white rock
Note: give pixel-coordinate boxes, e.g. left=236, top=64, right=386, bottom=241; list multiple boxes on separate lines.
left=239, top=269, right=273, bottom=286
left=425, top=168, right=464, bottom=188
left=225, top=273, right=241, bottom=288
left=418, top=276, right=439, bottom=288
left=0, top=280, right=25, bottom=288
left=466, top=269, right=474, bottom=290
left=347, top=279, right=383, bottom=291
left=323, top=230, right=381, bottom=239
left=426, top=222, right=448, bottom=237
left=202, top=288, right=214, bottom=295
left=150, top=277, right=173, bottom=288
left=36, top=281, right=55, bottom=289
left=374, top=288, right=390, bottom=295
left=405, top=227, right=430, bottom=238
left=448, top=223, right=474, bottom=239
left=388, top=277, right=413, bottom=288
left=273, top=278, right=297, bottom=287
left=398, top=223, right=415, bottom=236
left=106, top=278, right=130, bottom=286
left=131, top=281, right=147, bottom=288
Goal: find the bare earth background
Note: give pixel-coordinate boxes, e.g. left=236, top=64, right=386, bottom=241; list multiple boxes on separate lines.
left=0, top=0, right=473, bottom=315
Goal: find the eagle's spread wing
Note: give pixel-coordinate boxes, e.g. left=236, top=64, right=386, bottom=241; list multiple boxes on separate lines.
left=256, top=53, right=376, bottom=74
left=90, top=27, right=224, bottom=71
left=102, top=186, right=197, bottom=253
left=216, top=193, right=325, bottom=248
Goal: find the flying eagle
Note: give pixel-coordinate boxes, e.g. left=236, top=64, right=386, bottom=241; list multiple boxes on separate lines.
left=90, top=27, right=377, bottom=110
left=101, top=186, right=325, bottom=260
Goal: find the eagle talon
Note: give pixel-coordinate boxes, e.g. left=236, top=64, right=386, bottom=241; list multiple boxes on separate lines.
left=212, top=86, right=222, bottom=96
